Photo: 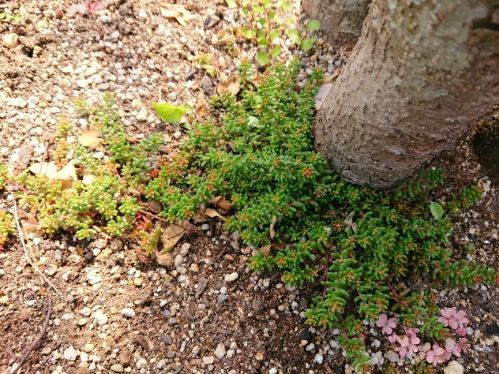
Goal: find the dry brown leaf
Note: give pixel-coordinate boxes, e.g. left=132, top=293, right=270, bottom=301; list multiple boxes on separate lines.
left=56, top=160, right=78, bottom=188
left=78, top=128, right=102, bottom=149
left=29, top=162, right=59, bottom=178
left=261, top=244, right=272, bottom=256
left=161, top=224, right=185, bottom=252
left=160, top=3, right=193, bottom=26
left=195, top=99, right=209, bottom=118
left=203, top=208, right=226, bottom=220
left=227, top=80, right=240, bottom=96
left=217, top=75, right=240, bottom=96
left=208, top=196, right=232, bottom=211
left=269, top=215, right=277, bottom=239
left=192, top=214, right=209, bottom=224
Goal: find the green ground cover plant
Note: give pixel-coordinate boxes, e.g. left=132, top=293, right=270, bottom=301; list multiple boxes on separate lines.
left=3, top=62, right=495, bottom=372
left=146, top=62, right=496, bottom=371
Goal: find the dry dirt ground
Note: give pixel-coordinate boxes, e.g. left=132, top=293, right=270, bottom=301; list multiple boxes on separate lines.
left=0, top=1, right=497, bottom=374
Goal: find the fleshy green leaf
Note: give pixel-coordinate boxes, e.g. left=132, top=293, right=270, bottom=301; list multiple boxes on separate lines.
left=241, top=27, right=256, bottom=39
left=301, top=37, right=316, bottom=52
left=430, top=201, right=444, bottom=220
left=269, top=29, right=280, bottom=42
left=257, top=36, right=269, bottom=47
left=256, top=51, right=269, bottom=65
left=271, top=46, right=282, bottom=58
left=306, top=19, right=321, bottom=32
left=152, top=102, right=189, bottom=123
left=287, top=29, right=301, bottom=44
left=281, top=0, right=292, bottom=11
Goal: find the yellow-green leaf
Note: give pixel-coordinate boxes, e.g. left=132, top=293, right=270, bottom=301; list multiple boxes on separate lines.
left=152, top=102, right=188, bottom=123
left=306, top=19, right=321, bottom=32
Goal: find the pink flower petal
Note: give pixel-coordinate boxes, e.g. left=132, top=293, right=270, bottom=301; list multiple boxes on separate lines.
left=376, top=313, right=388, bottom=328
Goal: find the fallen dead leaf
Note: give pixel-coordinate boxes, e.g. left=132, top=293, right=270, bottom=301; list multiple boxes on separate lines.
left=161, top=224, right=185, bottom=252
left=78, top=128, right=102, bottom=149
left=209, top=196, right=232, bottom=211
left=29, top=162, right=59, bottom=178
left=227, top=80, right=240, bottom=96
left=56, top=160, right=78, bottom=188
left=160, top=3, right=193, bottom=26
left=192, top=214, right=209, bottom=224
left=203, top=208, right=226, bottom=220
left=29, top=161, right=78, bottom=188
left=217, top=75, right=240, bottom=96
left=261, top=244, right=271, bottom=256
left=195, top=99, right=209, bottom=119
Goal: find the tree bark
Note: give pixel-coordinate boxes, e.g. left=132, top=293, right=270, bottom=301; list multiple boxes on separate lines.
left=302, top=0, right=371, bottom=44
left=314, top=0, right=499, bottom=188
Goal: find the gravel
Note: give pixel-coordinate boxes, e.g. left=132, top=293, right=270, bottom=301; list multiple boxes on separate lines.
left=224, top=272, right=239, bottom=282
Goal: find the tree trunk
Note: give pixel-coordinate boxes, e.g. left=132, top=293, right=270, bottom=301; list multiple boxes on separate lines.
left=302, top=0, right=371, bottom=44
left=314, top=0, right=499, bottom=188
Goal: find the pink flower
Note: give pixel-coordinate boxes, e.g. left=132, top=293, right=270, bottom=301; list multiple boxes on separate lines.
left=457, top=338, right=470, bottom=354
left=376, top=313, right=398, bottom=335
left=387, top=334, right=398, bottom=343
left=438, top=307, right=469, bottom=330
left=445, top=337, right=470, bottom=358
left=445, top=338, right=462, bottom=357
left=455, top=327, right=467, bottom=337
left=426, top=344, right=451, bottom=366
left=394, top=330, right=420, bottom=358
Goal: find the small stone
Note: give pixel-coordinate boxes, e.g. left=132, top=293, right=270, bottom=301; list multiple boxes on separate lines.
left=134, top=278, right=143, bottom=287
left=60, top=63, right=74, bottom=74
left=224, top=272, right=239, bottom=282
left=121, top=308, right=135, bottom=318
left=83, top=343, right=94, bottom=353
left=217, top=294, right=228, bottom=304
left=156, top=359, right=167, bottom=369
left=63, top=346, right=78, bottom=361
left=180, top=243, right=191, bottom=254
left=254, top=352, right=264, bottom=361
left=110, top=364, right=124, bottom=373
left=86, top=269, right=102, bottom=285
left=174, top=255, right=184, bottom=268
left=190, top=263, right=199, bottom=272
left=160, top=334, right=173, bottom=344
left=136, top=358, right=147, bottom=369
left=202, top=356, right=215, bottom=365
left=314, top=353, right=323, bottom=364
left=9, top=97, right=27, bottom=108
left=136, top=108, right=148, bottom=121
left=386, top=350, right=399, bottom=363
left=0, top=295, right=8, bottom=304
left=444, top=361, right=464, bottom=374
left=94, top=310, right=108, bottom=325
left=80, top=307, right=92, bottom=317
left=371, top=339, right=381, bottom=349
left=2, top=33, right=18, bottom=48
left=76, top=79, right=89, bottom=88
left=78, top=318, right=87, bottom=326
left=214, top=343, right=226, bottom=359
left=138, top=9, right=148, bottom=21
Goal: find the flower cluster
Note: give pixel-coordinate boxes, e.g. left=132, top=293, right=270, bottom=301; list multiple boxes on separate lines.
left=375, top=308, right=472, bottom=367
left=438, top=307, right=469, bottom=336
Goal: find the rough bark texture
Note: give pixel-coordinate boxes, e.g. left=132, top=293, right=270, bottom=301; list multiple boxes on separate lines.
left=302, top=0, right=371, bottom=44
left=314, top=0, right=499, bottom=188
